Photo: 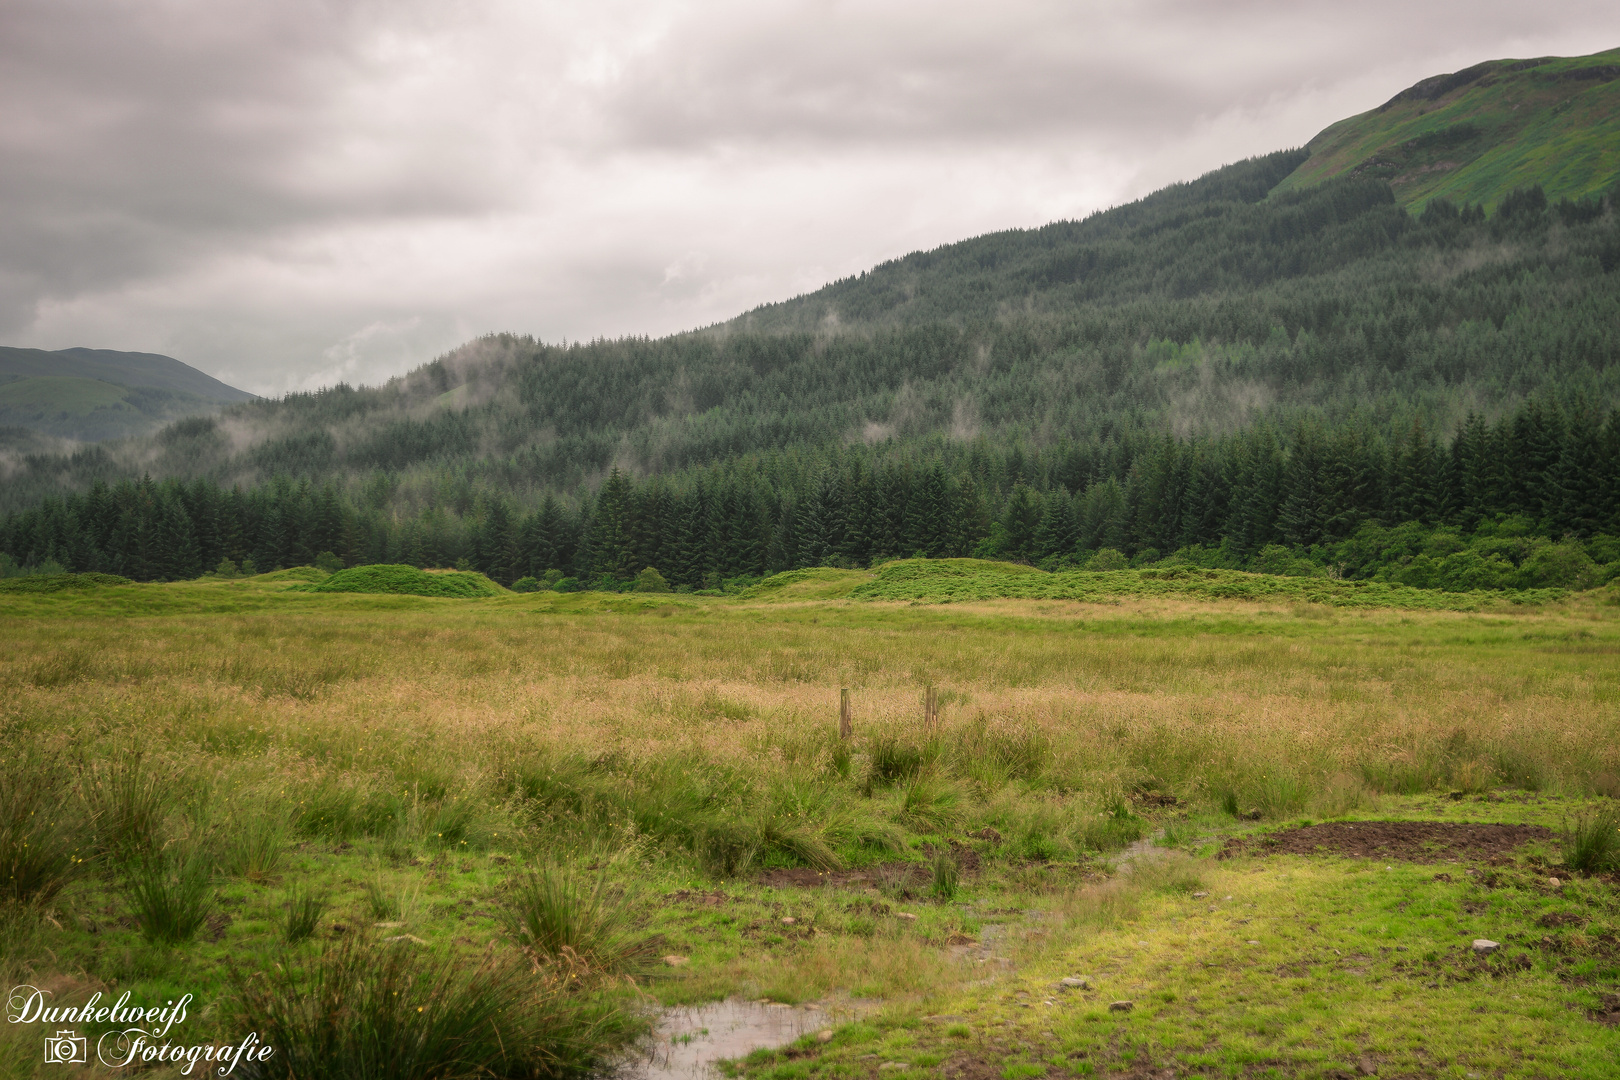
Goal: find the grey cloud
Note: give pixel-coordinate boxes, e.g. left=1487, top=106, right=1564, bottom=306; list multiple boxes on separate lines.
left=2, top=0, right=1618, bottom=393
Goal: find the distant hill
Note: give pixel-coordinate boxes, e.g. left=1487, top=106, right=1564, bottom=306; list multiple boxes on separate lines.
left=0, top=346, right=254, bottom=441
left=1272, top=46, right=1620, bottom=211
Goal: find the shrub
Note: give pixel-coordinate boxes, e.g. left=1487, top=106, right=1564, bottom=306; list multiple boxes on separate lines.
left=232, top=935, right=639, bottom=1080
left=314, top=551, right=344, bottom=574
left=501, top=865, right=652, bottom=974
left=1085, top=549, right=1129, bottom=571
left=122, top=846, right=215, bottom=944
left=634, top=567, right=671, bottom=593
left=511, top=576, right=541, bottom=593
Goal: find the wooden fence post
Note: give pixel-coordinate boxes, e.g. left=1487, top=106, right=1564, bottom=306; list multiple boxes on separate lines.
left=925, top=685, right=938, bottom=732
left=839, top=688, right=852, bottom=740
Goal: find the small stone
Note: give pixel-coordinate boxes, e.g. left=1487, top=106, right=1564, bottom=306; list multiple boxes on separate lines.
left=1108, top=1000, right=1134, bottom=1013
left=1471, top=939, right=1499, bottom=955
left=879, top=1062, right=909, bottom=1072
left=1247, top=940, right=1261, bottom=946
left=663, top=955, right=690, bottom=967
left=1547, top=877, right=1561, bottom=887
left=1357, top=1056, right=1377, bottom=1076
left=781, top=917, right=797, bottom=925
left=896, top=912, right=917, bottom=921
left=816, top=1030, right=834, bottom=1043
left=381, top=934, right=428, bottom=945
left=1192, top=892, right=1208, bottom=899
left=1059, top=976, right=1093, bottom=990
left=1224, top=895, right=1233, bottom=901
left=374, top=921, right=405, bottom=929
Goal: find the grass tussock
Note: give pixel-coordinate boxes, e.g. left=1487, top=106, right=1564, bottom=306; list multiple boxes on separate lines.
left=1561, top=807, right=1620, bottom=874
left=122, top=845, right=215, bottom=944
left=0, top=753, right=90, bottom=907
left=232, top=935, right=639, bottom=1080
left=282, top=884, right=329, bottom=944
left=501, top=865, right=653, bottom=975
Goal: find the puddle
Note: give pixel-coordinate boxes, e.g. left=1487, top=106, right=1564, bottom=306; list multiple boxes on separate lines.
left=621, top=998, right=870, bottom=1080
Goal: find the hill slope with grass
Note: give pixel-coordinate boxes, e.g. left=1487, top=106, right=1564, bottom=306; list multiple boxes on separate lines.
left=0, top=346, right=255, bottom=441
left=1272, top=46, right=1620, bottom=212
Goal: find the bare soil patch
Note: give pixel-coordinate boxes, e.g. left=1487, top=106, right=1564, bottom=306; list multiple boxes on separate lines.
left=760, top=842, right=982, bottom=889
left=1221, top=821, right=1554, bottom=863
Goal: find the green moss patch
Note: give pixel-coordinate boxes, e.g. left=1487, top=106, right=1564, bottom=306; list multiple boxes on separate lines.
left=308, top=564, right=503, bottom=598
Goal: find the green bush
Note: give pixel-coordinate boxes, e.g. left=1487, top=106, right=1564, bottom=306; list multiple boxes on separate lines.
left=1085, top=549, right=1129, bottom=571
left=511, top=576, right=541, bottom=593
left=634, top=567, right=671, bottom=593
left=314, top=551, right=344, bottom=573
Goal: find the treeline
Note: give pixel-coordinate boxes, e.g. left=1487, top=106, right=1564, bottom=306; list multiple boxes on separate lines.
left=4, top=397, right=1617, bottom=593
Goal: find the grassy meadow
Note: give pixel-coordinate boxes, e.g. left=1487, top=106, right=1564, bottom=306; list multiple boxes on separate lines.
left=0, top=563, right=1617, bottom=1078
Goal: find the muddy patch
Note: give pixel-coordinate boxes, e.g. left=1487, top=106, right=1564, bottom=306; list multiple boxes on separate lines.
left=760, top=843, right=982, bottom=889
left=1220, top=821, right=1553, bottom=863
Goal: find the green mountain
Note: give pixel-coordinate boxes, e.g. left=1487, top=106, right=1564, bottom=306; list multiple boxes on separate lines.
left=0, top=346, right=255, bottom=441
left=1272, top=46, right=1620, bottom=212
left=2, top=49, right=1618, bottom=589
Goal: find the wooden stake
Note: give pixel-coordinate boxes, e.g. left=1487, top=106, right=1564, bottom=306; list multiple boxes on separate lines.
left=925, top=685, right=938, bottom=731
left=839, top=688, right=852, bottom=740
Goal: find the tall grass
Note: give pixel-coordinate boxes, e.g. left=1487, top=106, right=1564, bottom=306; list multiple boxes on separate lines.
left=283, top=884, right=329, bottom=944
left=122, top=845, right=215, bottom=944
left=222, top=813, right=286, bottom=882
left=81, top=754, right=171, bottom=864
left=501, top=865, right=652, bottom=974
left=0, top=754, right=88, bottom=906
left=232, top=935, right=639, bottom=1080
left=1561, top=808, right=1620, bottom=874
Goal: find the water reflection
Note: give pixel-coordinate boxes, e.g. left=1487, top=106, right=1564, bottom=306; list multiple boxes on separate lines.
left=621, top=998, right=867, bottom=1080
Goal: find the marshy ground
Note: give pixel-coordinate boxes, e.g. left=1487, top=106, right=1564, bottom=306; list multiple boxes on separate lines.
left=0, top=566, right=1616, bottom=1078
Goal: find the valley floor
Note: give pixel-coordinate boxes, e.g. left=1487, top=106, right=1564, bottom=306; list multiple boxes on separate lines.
left=0, top=572, right=1616, bottom=1078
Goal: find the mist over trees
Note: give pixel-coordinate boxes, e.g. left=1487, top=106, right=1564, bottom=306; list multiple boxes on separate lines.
left=3, top=150, right=1619, bottom=591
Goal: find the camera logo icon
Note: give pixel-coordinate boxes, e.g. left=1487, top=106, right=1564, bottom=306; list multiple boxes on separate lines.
left=43, top=1029, right=88, bottom=1064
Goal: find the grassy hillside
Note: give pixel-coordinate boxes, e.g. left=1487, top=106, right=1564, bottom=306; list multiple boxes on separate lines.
left=1273, top=46, right=1620, bottom=211
left=0, top=346, right=254, bottom=440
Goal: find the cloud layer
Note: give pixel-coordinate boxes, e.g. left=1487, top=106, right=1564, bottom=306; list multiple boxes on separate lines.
left=4, top=0, right=1617, bottom=394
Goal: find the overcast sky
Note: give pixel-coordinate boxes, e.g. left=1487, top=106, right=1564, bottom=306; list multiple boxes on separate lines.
left=4, top=1, right=1617, bottom=396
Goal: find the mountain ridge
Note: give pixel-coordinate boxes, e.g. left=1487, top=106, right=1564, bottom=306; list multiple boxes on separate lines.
left=0, top=345, right=255, bottom=442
